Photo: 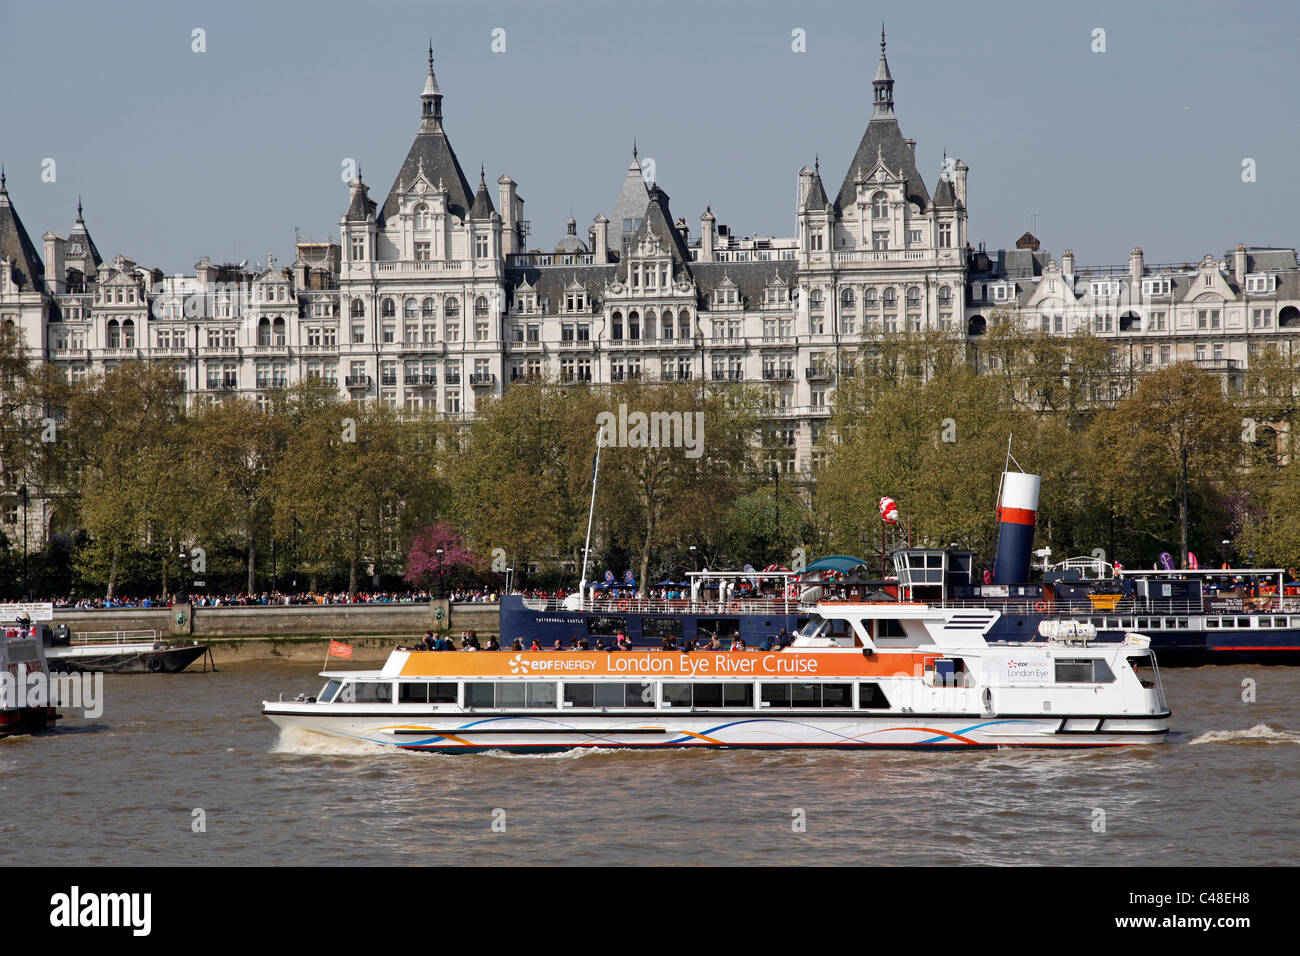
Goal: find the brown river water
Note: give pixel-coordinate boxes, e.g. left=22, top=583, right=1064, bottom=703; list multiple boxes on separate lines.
left=1, top=660, right=1296, bottom=866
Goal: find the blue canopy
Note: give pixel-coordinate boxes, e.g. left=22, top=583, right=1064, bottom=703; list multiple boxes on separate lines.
left=804, top=554, right=869, bottom=573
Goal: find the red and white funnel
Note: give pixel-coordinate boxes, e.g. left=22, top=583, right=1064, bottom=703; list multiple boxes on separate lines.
left=993, top=471, right=1040, bottom=584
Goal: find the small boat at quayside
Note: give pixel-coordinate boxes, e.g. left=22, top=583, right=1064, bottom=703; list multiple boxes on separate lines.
left=261, top=600, right=1171, bottom=753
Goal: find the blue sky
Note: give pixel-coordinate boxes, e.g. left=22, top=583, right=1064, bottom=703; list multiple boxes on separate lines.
left=2, top=0, right=1296, bottom=274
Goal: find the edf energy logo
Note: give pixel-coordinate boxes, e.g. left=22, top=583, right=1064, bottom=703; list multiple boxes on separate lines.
left=508, top=654, right=529, bottom=675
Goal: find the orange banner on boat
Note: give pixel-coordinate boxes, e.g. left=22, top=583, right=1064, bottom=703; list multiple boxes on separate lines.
left=328, top=641, right=354, bottom=659
left=398, top=650, right=925, bottom=679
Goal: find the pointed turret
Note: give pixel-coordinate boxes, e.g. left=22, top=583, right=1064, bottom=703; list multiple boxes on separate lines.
left=835, top=27, right=929, bottom=213
left=345, top=168, right=376, bottom=221
left=469, top=166, right=496, bottom=219
left=609, top=146, right=651, bottom=256
left=379, top=46, right=475, bottom=225
left=872, top=25, right=894, bottom=118
left=0, top=168, right=46, bottom=291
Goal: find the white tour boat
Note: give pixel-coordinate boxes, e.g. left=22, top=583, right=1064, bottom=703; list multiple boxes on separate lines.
left=1, top=621, right=60, bottom=736
left=262, top=599, right=1171, bottom=751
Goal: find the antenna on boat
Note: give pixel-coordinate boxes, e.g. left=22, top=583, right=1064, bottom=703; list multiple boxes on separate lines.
left=578, top=428, right=604, bottom=597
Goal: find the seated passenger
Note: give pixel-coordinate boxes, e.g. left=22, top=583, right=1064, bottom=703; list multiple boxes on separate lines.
left=484, top=636, right=500, bottom=651
left=422, top=631, right=436, bottom=650
left=529, top=639, right=541, bottom=651
left=511, top=638, right=524, bottom=651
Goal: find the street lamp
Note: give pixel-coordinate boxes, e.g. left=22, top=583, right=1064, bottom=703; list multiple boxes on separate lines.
left=435, top=548, right=445, bottom=598
left=771, top=465, right=780, bottom=563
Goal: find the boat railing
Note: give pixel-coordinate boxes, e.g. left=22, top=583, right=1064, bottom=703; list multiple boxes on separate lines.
left=518, top=595, right=1300, bottom=617
left=69, top=629, right=162, bottom=646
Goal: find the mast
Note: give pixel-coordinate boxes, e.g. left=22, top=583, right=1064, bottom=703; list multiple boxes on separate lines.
left=578, top=430, right=603, bottom=599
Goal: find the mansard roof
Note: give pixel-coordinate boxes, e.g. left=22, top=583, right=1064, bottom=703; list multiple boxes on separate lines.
left=505, top=265, right=617, bottom=312
left=0, top=177, right=45, bottom=291
left=69, top=200, right=103, bottom=267
left=836, top=116, right=930, bottom=214
left=691, top=260, right=798, bottom=308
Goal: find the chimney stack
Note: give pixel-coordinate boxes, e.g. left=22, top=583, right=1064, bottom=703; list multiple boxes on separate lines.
left=592, top=214, right=608, bottom=264
left=42, top=232, right=66, bottom=295
left=1234, top=244, right=1248, bottom=288
left=699, top=207, right=716, bottom=262
left=1129, top=247, right=1144, bottom=285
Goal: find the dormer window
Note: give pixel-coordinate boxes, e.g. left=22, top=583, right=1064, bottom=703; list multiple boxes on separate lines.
left=1090, top=280, right=1120, bottom=298
left=991, top=283, right=1014, bottom=303
left=1142, top=277, right=1171, bottom=296
left=414, top=204, right=431, bottom=230
left=871, top=192, right=888, bottom=219
left=1245, top=274, right=1276, bottom=294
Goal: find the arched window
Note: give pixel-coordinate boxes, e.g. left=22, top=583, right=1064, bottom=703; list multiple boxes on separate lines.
left=413, top=204, right=430, bottom=229
left=938, top=286, right=952, bottom=307
left=258, top=317, right=271, bottom=346
left=273, top=316, right=286, bottom=346
left=871, top=192, right=889, bottom=219
left=679, top=309, right=691, bottom=338
left=628, top=310, right=640, bottom=340
left=882, top=288, right=897, bottom=307
left=350, top=298, right=365, bottom=318
left=864, top=288, right=878, bottom=307
left=906, top=287, right=921, bottom=307
left=422, top=297, right=436, bottom=318
left=475, top=296, right=489, bottom=317
left=840, top=288, right=855, bottom=309
left=404, top=298, right=419, bottom=318
left=122, top=319, right=134, bottom=348
left=381, top=298, right=396, bottom=318
left=968, top=315, right=987, bottom=336
left=445, top=297, right=460, bottom=318
left=612, top=310, right=624, bottom=340
left=107, top=318, right=121, bottom=349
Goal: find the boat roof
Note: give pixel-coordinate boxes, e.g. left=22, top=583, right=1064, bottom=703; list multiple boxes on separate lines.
left=804, top=555, right=869, bottom=573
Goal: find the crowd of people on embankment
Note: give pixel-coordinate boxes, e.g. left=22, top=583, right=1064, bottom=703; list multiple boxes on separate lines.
left=44, top=588, right=537, bottom=609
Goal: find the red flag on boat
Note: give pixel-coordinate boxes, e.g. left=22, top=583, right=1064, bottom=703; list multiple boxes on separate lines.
left=328, top=641, right=354, bottom=659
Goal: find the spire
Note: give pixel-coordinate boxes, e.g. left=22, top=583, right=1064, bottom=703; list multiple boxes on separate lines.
left=633, top=139, right=638, bottom=162
left=0, top=165, right=6, bottom=195
left=77, top=195, right=84, bottom=221
left=421, top=44, right=443, bottom=131
left=873, top=24, right=894, bottom=117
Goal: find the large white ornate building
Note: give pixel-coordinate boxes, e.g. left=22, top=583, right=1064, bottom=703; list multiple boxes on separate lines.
left=3, top=34, right=1299, bottom=541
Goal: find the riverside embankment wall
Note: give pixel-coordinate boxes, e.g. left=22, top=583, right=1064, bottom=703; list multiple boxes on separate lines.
left=51, top=601, right=501, bottom=662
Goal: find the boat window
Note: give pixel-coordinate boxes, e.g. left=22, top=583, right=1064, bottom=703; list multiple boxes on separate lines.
left=1127, top=655, right=1158, bottom=689
left=642, top=617, right=682, bottom=639
left=318, top=680, right=341, bottom=703
left=660, top=682, right=751, bottom=708
left=761, top=683, right=852, bottom=707
left=1163, top=618, right=1176, bottom=629
left=866, top=618, right=906, bottom=639
left=465, top=681, right=558, bottom=708
left=587, top=616, right=627, bottom=637
left=1177, top=618, right=1189, bottom=628
left=1238, top=617, right=1251, bottom=628
left=1205, top=617, right=1219, bottom=628
left=1054, top=659, right=1115, bottom=683
left=343, top=681, right=390, bottom=703
left=570, top=682, right=653, bottom=707
left=858, top=683, right=891, bottom=709
left=399, top=682, right=457, bottom=703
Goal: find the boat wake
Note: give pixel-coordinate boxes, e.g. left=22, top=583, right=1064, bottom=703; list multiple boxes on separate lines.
left=271, top=726, right=397, bottom=756
left=1187, top=723, right=1300, bottom=746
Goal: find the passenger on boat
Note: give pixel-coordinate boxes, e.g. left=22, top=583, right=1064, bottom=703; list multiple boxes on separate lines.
left=616, top=635, right=631, bottom=651
left=681, top=638, right=696, bottom=653
left=577, top=637, right=591, bottom=651
left=759, top=636, right=774, bottom=651
left=485, top=636, right=501, bottom=651
left=731, top=637, right=746, bottom=651
left=422, top=631, right=436, bottom=650
left=661, top=635, right=677, bottom=650
left=529, top=639, right=540, bottom=651
left=511, top=638, right=524, bottom=651
left=553, top=639, right=564, bottom=650
left=707, top=635, right=723, bottom=651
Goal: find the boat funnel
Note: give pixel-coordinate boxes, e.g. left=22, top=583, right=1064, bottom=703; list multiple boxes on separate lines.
left=992, top=471, right=1040, bottom=584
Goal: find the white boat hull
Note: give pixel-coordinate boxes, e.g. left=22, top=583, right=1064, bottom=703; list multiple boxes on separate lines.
left=264, top=708, right=1169, bottom=751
